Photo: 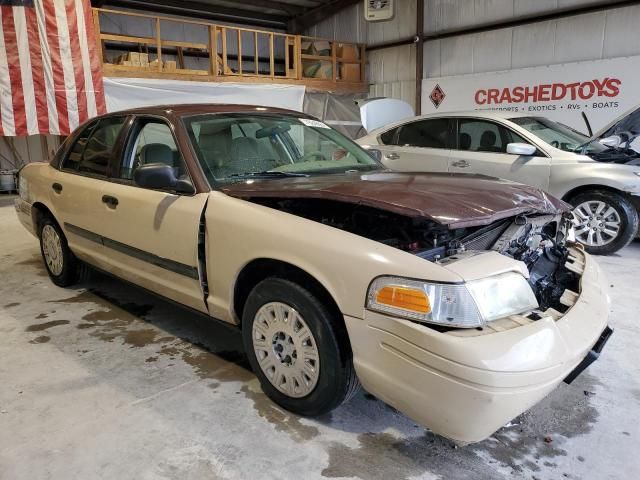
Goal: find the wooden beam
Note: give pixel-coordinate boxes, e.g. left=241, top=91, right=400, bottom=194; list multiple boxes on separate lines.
left=103, top=67, right=369, bottom=94
left=269, top=33, right=274, bottom=78
left=209, top=25, right=217, bottom=77
left=254, top=32, right=259, bottom=75
left=155, top=16, right=162, bottom=72
left=288, top=0, right=360, bottom=34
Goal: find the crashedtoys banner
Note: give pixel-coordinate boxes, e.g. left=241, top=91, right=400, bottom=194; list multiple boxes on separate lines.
left=422, top=56, right=640, bottom=133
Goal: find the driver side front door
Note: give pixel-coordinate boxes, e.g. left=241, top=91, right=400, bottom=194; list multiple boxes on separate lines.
left=97, top=116, right=209, bottom=312
left=448, top=118, right=551, bottom=191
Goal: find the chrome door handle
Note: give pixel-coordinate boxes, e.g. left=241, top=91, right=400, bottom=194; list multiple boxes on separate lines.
left=451, top=160, right=470, bottom=168
left=384, top=152, right=400, bottom=160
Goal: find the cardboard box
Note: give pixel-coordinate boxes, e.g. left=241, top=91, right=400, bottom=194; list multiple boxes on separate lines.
left=338, top=43, right=359, bottom=62
left=164, top=60, right=177, bottom=71
left=340, top=63, right=360, bottom=82
left=127, top=52, right=141, bottom=66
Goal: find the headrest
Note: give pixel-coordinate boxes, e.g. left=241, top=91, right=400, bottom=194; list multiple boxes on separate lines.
left=480, top=130, right=497, bottom=147
left=140, top=143, right=173, bottom=166
left=231, top=136, right=260, bottom=159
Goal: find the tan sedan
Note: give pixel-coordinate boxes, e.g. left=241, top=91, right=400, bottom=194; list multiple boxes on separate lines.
left=15, top=104, right=612, bottom=444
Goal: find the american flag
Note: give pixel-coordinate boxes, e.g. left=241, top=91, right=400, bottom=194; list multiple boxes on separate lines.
left=0, top=0, right=106, bottom=136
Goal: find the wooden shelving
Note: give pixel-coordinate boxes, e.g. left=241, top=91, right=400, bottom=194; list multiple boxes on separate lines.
left=93, top=8, right=368, bottom=94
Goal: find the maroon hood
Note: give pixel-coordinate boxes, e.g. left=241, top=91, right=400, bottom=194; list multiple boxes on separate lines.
left=222, top=172, right=569, bottom=228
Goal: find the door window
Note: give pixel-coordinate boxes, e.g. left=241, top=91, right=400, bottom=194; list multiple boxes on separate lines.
left=458, top=119, right=530, bottom=153
left=120, top=120, right=187, bottom=182
left=395, top=119, right=451, bottom=148
left=379, top=127, right=398, bottom=145
left=63, top=117, right=126, bottom=176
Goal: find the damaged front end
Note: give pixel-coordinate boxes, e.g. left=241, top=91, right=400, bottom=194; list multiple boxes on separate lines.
left=248, top=197, right=579, bottom=320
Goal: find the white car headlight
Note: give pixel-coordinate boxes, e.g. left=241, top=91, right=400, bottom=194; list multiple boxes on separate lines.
left=366, top=272, right=538, bottom=328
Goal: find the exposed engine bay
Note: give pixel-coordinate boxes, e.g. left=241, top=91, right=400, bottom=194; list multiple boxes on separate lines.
left=250, top=197, right=579, bottom=314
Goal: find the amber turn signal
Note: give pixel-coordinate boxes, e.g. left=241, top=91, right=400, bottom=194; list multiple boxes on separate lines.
left=375, top=285, right=431, bottom=314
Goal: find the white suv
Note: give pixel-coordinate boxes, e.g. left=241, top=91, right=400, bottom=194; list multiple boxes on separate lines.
left=358, top=108, right=640, bottom=255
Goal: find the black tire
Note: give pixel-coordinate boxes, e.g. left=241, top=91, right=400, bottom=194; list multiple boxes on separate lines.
left=568, top=189, right=639, bottom=255
left=242, top=278, right=359, bottom=416
left=38, top=215, right=86, bottom=287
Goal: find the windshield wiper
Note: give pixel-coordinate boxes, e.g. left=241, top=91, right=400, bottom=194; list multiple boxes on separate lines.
left=226, top=171, right=309, bottom=178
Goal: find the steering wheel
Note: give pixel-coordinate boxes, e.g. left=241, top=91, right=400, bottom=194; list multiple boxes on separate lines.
left=302, top=151, right=328, bottom=161
left=550, top=140, right=560, bottom=148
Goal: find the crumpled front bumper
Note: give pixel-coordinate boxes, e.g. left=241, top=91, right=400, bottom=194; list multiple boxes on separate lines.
left=344, top=247, right=610, bottom=444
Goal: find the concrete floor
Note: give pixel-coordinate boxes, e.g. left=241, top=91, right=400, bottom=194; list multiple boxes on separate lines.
left=0, top=193, right=639, bottom=480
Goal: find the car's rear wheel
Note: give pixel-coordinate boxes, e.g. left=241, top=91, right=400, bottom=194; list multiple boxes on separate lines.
left=569, top=190, right=638, bottom=255
left=39, top=216, right=87, bottom=287
left=242, top=278, right=359, bottom=416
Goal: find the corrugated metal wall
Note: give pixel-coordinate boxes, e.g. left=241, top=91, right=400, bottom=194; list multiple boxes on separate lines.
left=0, top=135, right=60, bottom=172
left=424, top=0, right=607, bottom=34
left=304, top=0, right=418, bottom=110
left=425, top=2, right=640, bottom=78
left=306, top=0, right=640, bottom=112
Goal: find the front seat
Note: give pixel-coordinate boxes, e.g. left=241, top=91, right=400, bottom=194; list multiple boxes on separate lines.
left=229, top=137, right=273, bottom=174
left=198, top=125, right=232, bottom=178
left=459, top=132, right=472, bottom=150
left=140, top=143, right=175, bottom=167
left=479, top=131, right=502, bottom=152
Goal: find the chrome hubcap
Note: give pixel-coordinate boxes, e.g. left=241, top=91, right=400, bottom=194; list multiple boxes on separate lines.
left=252, top=302, right=320, bottom=398
left=573, top=200, right=621, bottom=247
left=42, top=225, right=64, bottom=276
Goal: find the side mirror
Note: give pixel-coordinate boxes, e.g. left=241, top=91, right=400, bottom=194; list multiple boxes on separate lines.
left=134, top=163, right=195, bottom=194
left=599, top=135, right=622, bottom=148
left=506, top=143, right=537, bottom=156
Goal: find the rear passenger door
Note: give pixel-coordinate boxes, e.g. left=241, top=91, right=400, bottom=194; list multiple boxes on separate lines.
left=377, top=118, right=453, bottom=172
left=54, top=115, right=128, bottom=269
left=98, top=116, right=209, bottom=312
left=449, top=118, right=551, bottom=191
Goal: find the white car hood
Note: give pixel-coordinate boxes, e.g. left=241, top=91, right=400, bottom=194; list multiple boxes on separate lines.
left=359, top=98, right=414, bottom=133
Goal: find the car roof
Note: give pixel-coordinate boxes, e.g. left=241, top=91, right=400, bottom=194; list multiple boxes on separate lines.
left=101, top=103, right=307, bottom=118
left=365, top=109, right=535, bottom=136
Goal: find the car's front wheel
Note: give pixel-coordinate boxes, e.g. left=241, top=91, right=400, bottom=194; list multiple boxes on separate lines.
left=242, top=278, right=359, bottom=416
left=39, top=216, right=86, bottom=287
left=569, top=190, right=638, bottom=255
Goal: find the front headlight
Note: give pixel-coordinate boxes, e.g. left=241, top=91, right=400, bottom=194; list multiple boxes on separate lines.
left=366, top=272, right=538, bottom=328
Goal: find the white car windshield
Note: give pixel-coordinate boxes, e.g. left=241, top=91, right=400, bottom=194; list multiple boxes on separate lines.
left=509, top=116, right=607, bottom=154
left=184, top=113, right=380, bottom=184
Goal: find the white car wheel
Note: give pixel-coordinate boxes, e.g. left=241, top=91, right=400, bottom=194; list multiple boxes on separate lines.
left=41, top=224, right=65, bottom=276
left=573, top=200, right=621, bottom=247
left=251, top=301, right=320, bottom=398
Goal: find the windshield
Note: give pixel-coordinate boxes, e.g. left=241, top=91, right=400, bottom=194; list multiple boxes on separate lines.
left=509, top=116, right=606, bottom=153
left=184, top=113, right=380, bottom=184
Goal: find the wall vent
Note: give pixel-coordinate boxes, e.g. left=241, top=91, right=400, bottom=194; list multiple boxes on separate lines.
left=364, top=0, right=395, bottom=22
